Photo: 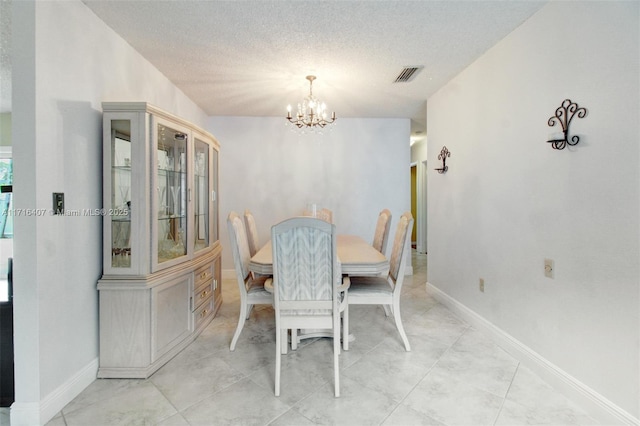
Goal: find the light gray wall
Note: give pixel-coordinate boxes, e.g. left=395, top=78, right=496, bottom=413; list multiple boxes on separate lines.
left=0, top=113, right=10, bottom=145
left=207, top=116, right=411, bottom=270
left=12, top=1, right=209, bottom=423
left=427, top=1, right=638, bottom=419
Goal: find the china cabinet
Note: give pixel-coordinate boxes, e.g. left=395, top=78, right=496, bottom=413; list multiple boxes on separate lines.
left=97, top=102, right=221, bottom=378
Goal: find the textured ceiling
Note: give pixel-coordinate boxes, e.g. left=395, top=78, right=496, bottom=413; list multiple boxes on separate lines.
left=2, top=1, right=548, bottom=136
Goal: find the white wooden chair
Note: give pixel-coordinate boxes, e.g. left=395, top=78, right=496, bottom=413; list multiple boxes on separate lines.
left=372, top=208, right=392, bottom=255
left=348, top=211, right=413, bottom=351
left=271, top=217, right=349, bottom=397
left=227, top=211, right=273, bottom=351
left=243, top=209, right=260, bottom=257
left=318, top=208, right=333, bottom=223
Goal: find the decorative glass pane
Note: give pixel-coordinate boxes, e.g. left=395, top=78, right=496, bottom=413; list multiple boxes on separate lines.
left=194, top=139, right=209, bottom=252
left=111, top=120, right=132, bottom=268
left=212, top=148, right=218, bottom=242
left=157, top=123, right=187, bottom=263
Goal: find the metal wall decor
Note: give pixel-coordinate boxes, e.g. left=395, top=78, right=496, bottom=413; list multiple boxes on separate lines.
left=435, top=146, right=450, bottom=174
left=547, top=99, right=588, bottom=150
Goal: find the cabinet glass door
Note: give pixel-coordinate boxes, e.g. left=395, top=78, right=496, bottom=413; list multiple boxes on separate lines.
left=212, top=147, right=218, bottom=243
left=111, top=120, right=132, bottom=268
left=156, top=122, right=188, bottom=264
left=193, top=138, right=209, bottom=252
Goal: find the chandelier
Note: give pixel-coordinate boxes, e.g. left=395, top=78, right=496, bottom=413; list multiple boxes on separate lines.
left=286, top=75, right=336, bottom=131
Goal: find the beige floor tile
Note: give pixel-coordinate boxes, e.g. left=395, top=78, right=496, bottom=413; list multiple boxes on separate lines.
left=33, top=251, right=598, bottom=426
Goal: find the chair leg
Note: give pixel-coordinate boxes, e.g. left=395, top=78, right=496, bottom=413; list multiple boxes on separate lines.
left=281, top=329, right=288, bottom=354
left=342, top=305, right=349, bottom=351
left=275, top=325, right=281, bottom=396
left=291, top=329, right=298, bottom=351
left=383, top=304, right=392, bottom=317
left=392, top=298, right=411, bottom=351
left=333, top=325, right=340, bottom=397
left=246, top=304, right=254, bottom=320
left=230, top=302, right=247, bottom=351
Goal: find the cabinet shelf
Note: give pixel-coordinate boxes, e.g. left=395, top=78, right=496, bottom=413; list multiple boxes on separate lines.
left=157, top=214, right=186, bottom=221
left=157, top=168, right=187, bottom=175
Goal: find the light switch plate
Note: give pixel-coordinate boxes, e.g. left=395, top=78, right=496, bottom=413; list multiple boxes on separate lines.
left=53, top=192, right=64, bottom=215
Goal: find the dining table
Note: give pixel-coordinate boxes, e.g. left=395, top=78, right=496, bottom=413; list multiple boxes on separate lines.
left=248, top=234, right=388, bottom=352
left=248, top=234, right=389, bottom=277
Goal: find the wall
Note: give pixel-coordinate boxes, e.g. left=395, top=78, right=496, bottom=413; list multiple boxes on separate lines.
left=11, top=1, right=208, bottom=423
left=427, top=1, right=638, bottom=421
left=0, top=113, right=10, bottom=145
left=207, top=116, right=411, bottom=269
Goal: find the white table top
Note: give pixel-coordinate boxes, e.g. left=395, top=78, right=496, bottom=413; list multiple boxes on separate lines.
left=249, top=234, right=389, bottom=276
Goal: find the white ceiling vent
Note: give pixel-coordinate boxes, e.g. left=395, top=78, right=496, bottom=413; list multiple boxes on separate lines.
left=394, top=66, right=424, bottom=83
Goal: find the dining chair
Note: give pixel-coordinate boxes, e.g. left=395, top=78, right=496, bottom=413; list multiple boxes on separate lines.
left=318, top=208, right=333, bottom=223
left=227, top=211, right=273, bottom=351
left=348, top=211, right=414, bottom=351
left=271, top=217, right=349, bottom=397
left=372, top=208, right=392, bottom=255
left=243, top=209, right=260, bottom=257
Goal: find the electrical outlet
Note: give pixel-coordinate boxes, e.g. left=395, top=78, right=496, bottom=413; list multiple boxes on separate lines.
left=479, top=278, right=485, bottom=292
left=544, top=258, right=554, bottom=278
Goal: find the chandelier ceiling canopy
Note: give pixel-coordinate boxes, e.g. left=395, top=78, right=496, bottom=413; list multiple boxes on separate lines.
left=286, top=75, right=336, bottom=132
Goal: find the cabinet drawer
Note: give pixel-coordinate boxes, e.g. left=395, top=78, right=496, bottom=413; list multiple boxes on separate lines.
left=194, top=296, right=214, bottom=331
left=193, top=282, right=212, bottom=311
left=194, top=263, right=213, bottom=289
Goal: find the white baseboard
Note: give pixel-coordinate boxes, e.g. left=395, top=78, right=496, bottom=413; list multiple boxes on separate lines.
left=8, top=402, right=39, bottom=426
left=11, top=358, right=98, bottom=426
left=426, top=282, right=638, bottom=426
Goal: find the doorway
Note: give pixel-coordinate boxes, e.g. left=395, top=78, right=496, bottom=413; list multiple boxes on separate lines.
left=0, top=151, right=13, bottom=406
left=410, top=160, right=427, bottom=254
left=410, top=164, right=417, bottom=248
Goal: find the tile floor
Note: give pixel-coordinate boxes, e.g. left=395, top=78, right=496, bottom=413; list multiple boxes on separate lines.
left=1, top=251, right=598, bottom=426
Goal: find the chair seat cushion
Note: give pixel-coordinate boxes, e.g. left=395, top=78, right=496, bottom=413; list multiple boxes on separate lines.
left=348, top=276, right=393, bottom=296
left=247, top=276, right=273, bottom=299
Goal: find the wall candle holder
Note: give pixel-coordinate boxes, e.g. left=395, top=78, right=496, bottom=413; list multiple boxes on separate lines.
left=435, top=146, right=450, bottom=174
left=547, top=99, right=588, bottom=150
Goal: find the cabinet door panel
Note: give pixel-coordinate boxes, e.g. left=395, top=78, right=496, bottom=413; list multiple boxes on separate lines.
left=193, top=137, right=210, bottom=253
left=152, top=276, right=191, bottom=362
left=153, top=117, right=190, bottom=270
left=99, top=289, right=150, bottom=368
left=110, top=120, right=133, bottom=269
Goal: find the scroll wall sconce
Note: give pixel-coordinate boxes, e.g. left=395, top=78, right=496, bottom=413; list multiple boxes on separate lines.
left=435, top=146, right=450, bottom=174
left=547, top=99, right=588, bottom=150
